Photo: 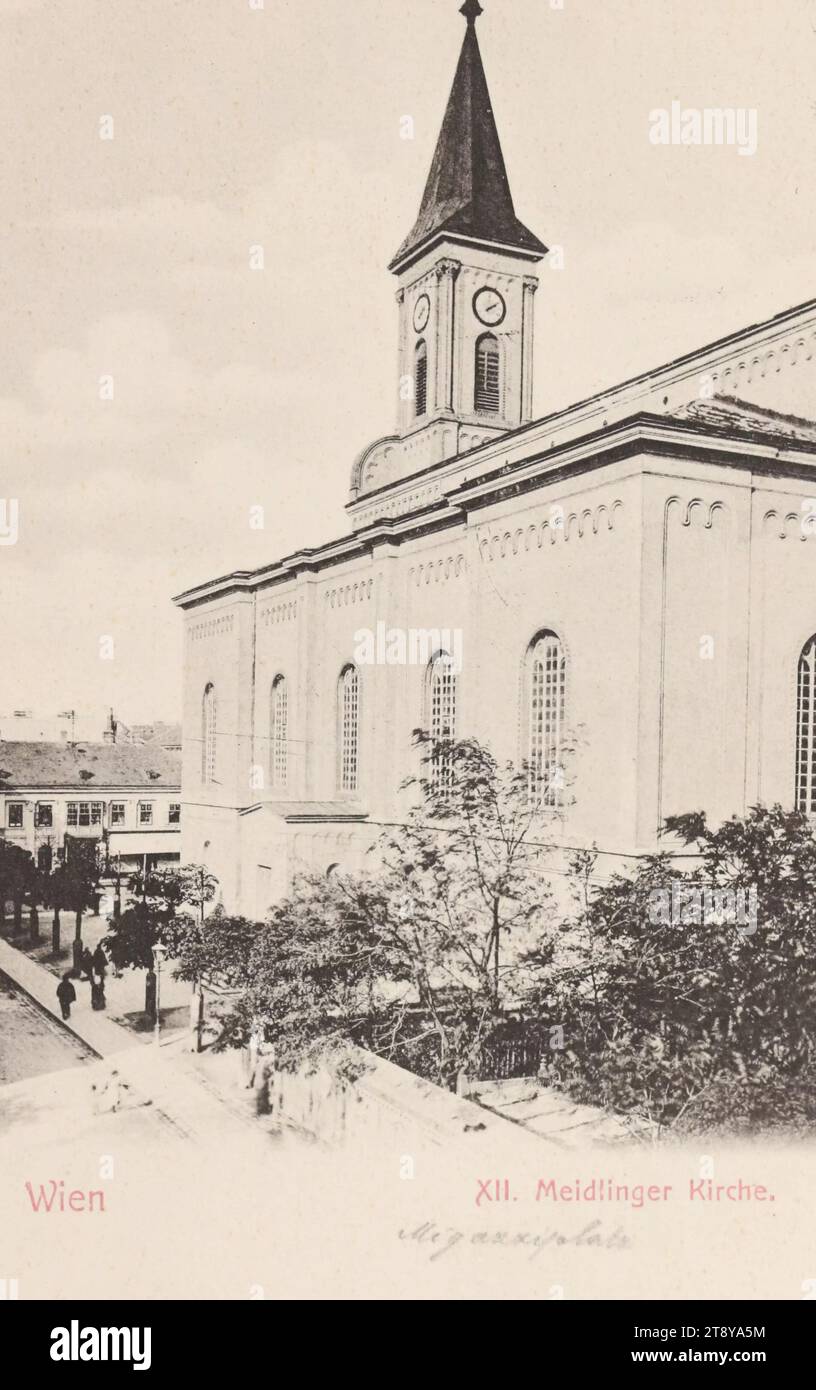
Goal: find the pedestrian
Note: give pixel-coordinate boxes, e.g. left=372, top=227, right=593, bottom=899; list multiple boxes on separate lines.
left=92, top=943, right=108, bottom=982
left=254, top=1056, right=274, bottom=1117
left=91, top=978, right=106, bottom=1011
left=107, top=1070, right=122, bottom=1111
left=243, top=1027, right=263, bottom=1089
left=81, top=946, right=95, bottom=982
left=56, top=973, right=76, bottom=1021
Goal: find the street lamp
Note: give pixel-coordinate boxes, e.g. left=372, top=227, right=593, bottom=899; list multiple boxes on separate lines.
left=152, top=942, right=168, bottom=1049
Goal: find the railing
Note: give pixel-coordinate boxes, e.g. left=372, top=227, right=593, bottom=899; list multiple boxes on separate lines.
left=474, top=1023, right=546, bottom=1081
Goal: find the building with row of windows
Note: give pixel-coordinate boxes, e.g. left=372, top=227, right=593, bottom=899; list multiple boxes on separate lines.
left=175, top=2, right=816, bottom=919
left=0, top=742, right=182, bottom=874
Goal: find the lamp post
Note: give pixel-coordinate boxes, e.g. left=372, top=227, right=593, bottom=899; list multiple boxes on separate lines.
left=152, top=942, right=168, bottom=1050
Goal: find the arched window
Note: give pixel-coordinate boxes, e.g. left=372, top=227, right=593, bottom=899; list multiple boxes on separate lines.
left=338, top=664, right=360, bottom=793
left=428, top=652, right=458, bottom=794
left=270, top=675, right=288, bottom=789
left=796, top=635, right=816, bottom=811
left=475, top=333, right=500, bottom=414
left=201, top=683, right=217, bottom=784
left=415, top=340, right=428, bottom=418
left=527, top=632, right=566, bottom=806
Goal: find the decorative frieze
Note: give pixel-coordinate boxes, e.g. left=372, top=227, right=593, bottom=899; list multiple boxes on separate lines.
left=408, top=554, right=466, bottom=586
left=261, top=600, right=298, bottom=626
left=762, top=507, right=816, bottom=542
left=698, top=329, right=815, bottom=398
left=478, top=500, right=623, bottom=562
left=325, top=578, right=374, bottom=609
left=668, top=497, right=727, bottom=530
left=189, top=614, right=235, bottom=641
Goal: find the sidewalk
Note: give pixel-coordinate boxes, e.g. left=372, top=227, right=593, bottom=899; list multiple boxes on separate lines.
left=1, top=908, right=190, bottom=1041
left=0, top=935, right=143, bottom=1058
left=0, top=935, right=283, bottom=1146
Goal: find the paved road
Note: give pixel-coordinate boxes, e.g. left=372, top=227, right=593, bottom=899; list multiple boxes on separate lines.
left=0, top=972, right=96, bottom=1085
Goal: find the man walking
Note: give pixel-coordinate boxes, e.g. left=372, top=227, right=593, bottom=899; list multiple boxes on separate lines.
left=92, top=942, right=108, bottom=982
left=56, top=973, right=76, bottom=1021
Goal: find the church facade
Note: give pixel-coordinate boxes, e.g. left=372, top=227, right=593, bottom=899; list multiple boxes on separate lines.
left=174, top=1, right=816, bottom=919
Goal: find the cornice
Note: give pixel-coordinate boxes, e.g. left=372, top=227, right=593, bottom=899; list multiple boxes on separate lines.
left=172, top=413, right=816, bottom=610
left=348, top=295, right=816, bottom=521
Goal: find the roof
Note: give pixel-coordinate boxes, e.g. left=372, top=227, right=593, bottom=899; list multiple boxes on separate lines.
left=239, top=801, right=369, bottom=823
left=671, top=396, right=816, bottom=445
left=128, top=721, right=183, bottom=747
left=389, top=6, right=546, bottom=272
left=0, top=742, right=181, bottom=791
left=173, top=393, right=816, bottom=609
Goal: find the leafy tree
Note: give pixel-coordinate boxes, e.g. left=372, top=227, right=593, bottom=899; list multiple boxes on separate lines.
left=547, top=805, right=816, bottom=1133
left=194, top=734, right=570, bottom=1086
left=169, top=907, right=259, bottom=1000
left=104, top=863, right=217, bottom=1025
left=62, top=842, right=99, bottom=972
left=42, top=862, right=72, bottom=956
left=0, top=840, right=34, bottom=935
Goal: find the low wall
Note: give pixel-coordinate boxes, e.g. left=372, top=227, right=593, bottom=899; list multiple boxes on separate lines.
left=269, top=1047, right=548, bottom=1151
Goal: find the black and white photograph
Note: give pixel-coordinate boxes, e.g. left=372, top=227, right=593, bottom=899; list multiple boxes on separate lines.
left=1, top=0, right=816, bottom=1336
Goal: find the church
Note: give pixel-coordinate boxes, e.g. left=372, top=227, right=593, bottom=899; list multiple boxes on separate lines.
left=175, top=0, right=816, bottom=918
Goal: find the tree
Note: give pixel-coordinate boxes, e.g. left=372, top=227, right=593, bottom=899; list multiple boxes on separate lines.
left=546, top=805, right=816, bottom=1133
left=62, top=841, right=99, bottom=973
left=27, top=865, right=44, bottom=943
left=105, top=863, right=217, bottom=1025
left=0, top=840, right=34, bottom=936
left=105, top=900, right=169, bottom=1016
left=191, top=734, right=570, bottom=1087
left=169, top=907, right=259, bottom=1011
left=42, top=862, right=71, bottom=956
left=159, top=864, right=218, bottom=1049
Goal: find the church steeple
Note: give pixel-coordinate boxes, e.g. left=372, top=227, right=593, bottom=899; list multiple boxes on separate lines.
left=350, top=2, right=549, bottom=505
left=389, top=0, right=546, bottom=274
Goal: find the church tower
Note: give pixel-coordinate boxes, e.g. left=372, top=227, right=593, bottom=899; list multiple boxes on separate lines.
left=393, top=0, right=547, bottom=437
left=351, top=0, right=547, bottom=502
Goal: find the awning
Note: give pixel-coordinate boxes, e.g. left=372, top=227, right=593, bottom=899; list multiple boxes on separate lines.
left=106, top=831, right=180, bottom=856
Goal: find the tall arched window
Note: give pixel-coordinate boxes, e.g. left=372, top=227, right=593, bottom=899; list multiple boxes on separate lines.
left=201, top=683, right=217, bottom=784
left=338, top=664, right=360, bottom=794
left=527, top=631, right=566, bottom=806
left=475, top=333, right=500, bottom=414
left=270, top=675, right=288, bottom=789
left=428, top=652, right=458, bottom=795
left=415, top=340, right=428, bottom=418
left=796, top=635, right=816, bottom=811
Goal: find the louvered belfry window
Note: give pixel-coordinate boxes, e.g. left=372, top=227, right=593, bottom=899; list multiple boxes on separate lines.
left=270, top=675, right=288, bottom=789
left=475, top=334, right=500, bottom=414
left=415, top=340, right=428, bottom=417
left=429, top=653, right=457, bottom=795
left=202, top=683, right=217, bottom=784
left=528, top=632, right=566, bottom=806
left=339, top=664, right=360, bottom=793
left=796, top=636, right=816, bottom=811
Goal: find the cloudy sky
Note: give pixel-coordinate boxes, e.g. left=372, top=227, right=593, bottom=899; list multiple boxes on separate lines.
left=1, top=0, right=814, bottom=730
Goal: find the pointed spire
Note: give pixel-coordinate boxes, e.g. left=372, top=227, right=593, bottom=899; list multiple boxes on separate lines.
left=389, top=2, right=546, bottom=273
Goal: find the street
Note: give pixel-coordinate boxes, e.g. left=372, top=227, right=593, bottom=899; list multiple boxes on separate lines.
left=0, top=972, right=96, bottom=1085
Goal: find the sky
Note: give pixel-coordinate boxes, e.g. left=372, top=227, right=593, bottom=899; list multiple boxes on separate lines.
left=1, top=0, right=815, bottom=730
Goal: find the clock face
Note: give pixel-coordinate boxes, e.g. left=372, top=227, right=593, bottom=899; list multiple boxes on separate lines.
left=413, top=293, right=430, bottom=334
left=473, top=286, right=506, bottom=328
